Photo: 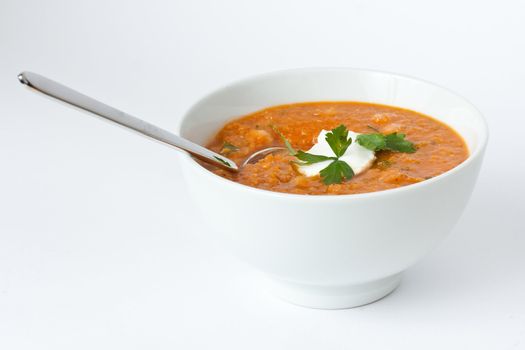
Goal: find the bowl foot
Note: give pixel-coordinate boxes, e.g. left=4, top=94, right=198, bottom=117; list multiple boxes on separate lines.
left=268, top=273, right=402, bottom=309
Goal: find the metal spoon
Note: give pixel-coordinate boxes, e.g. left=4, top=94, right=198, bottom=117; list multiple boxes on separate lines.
left=18, top=72, right=249, bottom=171
left=18, top=72, right=287, bottom=171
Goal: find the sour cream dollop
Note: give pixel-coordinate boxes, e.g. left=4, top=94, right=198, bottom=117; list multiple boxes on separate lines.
left=297, top=130, right=376, bottom=177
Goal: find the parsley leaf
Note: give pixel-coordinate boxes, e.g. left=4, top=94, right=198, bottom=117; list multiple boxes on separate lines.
left=293, top=125, right=355, bottom=185
left=357, top=132, right=416, bottom=153
left=271, top=125, right=297, bottom=155
left=319, top=159, right=355, bottom=185
left=275, top=124, right=417, bottom=186
left=295, top=150, right=335, bottom=164
left=385, top=133, right=416, bottom=153
left=355, top=133, right=385, bottom=151
left=325, top=124, right=352, bottom=157
left=221, top=141, right=239, bottom=153
left=367, top=125, right=380, bottom=132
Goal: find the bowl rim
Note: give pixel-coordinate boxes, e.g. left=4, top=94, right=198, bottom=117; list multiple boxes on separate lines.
left=176, top=67, right=489, bottom=201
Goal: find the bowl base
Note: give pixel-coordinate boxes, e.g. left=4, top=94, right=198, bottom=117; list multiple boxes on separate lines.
left=268, top=273, right=402, bottom=309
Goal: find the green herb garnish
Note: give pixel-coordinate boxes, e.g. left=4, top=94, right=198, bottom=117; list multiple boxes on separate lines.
left=384, top=133, right=416, bottom=153
left=319, top=159, right=354, bottom=185
left=221, top=141, right=239, bottom=153
left=295, top=125, right=355, bottom=185
left=271, top=125, right=297, bottom=155
left=357, top=132, right=416, bottom=153
left=325, top=124, right=353, bottom=157
left=367, top=125, right=380, bottom=132
left=356, top=133, right=386, bottom=151
left=295, top=151, right=334, bottom=164
left=273, top=124, right=416, bottom=186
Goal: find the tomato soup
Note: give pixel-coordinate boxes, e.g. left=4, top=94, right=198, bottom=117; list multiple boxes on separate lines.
left=204, top=102, right=468, bottom=195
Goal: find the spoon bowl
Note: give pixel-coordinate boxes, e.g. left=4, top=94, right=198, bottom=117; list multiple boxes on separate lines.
left=242, top=146, right=288, bottom=167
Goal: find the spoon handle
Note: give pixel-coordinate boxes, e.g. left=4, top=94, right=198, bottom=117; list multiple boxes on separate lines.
left=17, top=71, right=238, bottom=171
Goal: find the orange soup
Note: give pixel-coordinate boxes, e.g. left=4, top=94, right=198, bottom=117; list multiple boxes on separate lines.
left=205, top=102, right=468, bottom=195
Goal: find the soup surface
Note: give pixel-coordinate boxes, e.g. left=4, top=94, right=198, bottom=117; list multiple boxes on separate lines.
left=205, top=102, right=468, bottom=195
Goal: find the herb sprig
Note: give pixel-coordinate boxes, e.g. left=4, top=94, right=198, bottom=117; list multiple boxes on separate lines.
left=272, top=124, right=416, bottom=185
left=220, top=141, right=239, bottom=154
left=271, top=125, right=296, bottom=155
left=273, top=125, right=355, bottom=185
left=319, top=159, right=354, bottom=185
left=296, top=125, right=356, bottom=185
left=356, top=132, right=416, bottom=153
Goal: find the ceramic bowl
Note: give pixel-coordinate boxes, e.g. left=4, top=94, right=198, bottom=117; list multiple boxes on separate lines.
left=177, top=68, right=488, bottom=309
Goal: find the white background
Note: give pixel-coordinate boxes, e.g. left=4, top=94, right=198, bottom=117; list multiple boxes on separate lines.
left=1, top=0, right=524, bottom=349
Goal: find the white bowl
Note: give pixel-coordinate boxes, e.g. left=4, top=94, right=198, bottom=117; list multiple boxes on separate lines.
left=177, top=68, right=488, bottom=309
